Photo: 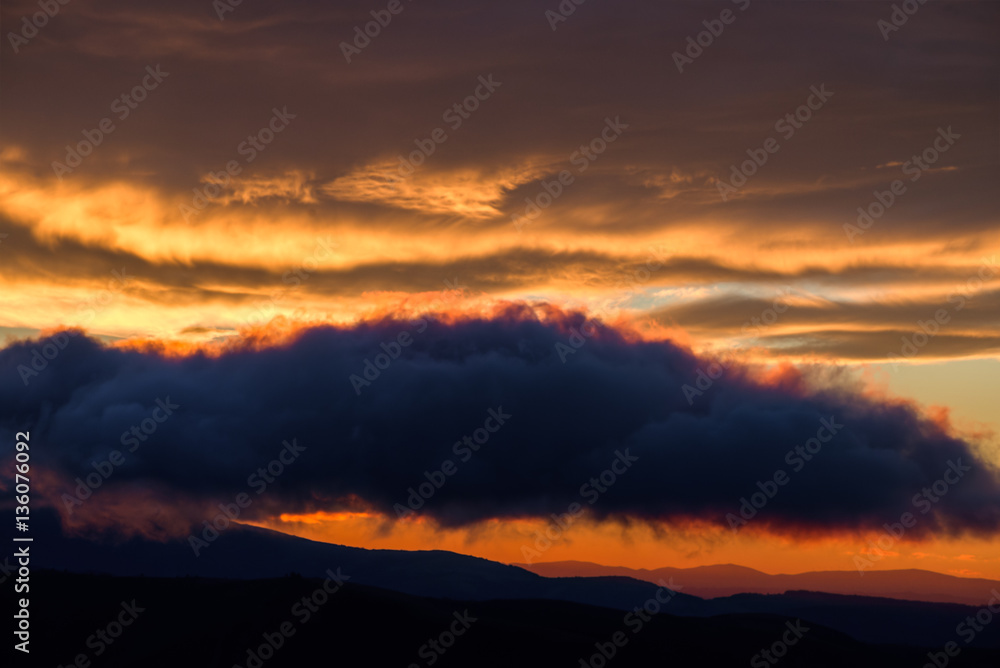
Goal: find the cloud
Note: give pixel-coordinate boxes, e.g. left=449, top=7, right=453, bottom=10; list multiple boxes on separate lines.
left=2, top=0, right=998, bottom=358
left=2, top=309, right=999, bottom=539
left=651, top=284, right=1000, bottom=360
left=320, top=160, right=546, bottom=217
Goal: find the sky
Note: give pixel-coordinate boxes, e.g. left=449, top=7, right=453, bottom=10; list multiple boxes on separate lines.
left=1, top=0, right=999, bottom=578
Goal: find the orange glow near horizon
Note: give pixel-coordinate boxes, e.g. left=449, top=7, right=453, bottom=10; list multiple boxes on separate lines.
left=244, top=510, right=1000, bottom=580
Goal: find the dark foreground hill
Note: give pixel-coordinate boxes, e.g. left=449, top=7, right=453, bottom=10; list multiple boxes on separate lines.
left=18, top=509, right=1000, bottom=651
left=28, top=509, right=708, bottom=614
left=22, top=571, right=1000, bottom=668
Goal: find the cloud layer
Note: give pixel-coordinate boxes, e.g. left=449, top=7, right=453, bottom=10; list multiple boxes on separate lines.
left=2, top=311, right=998, bottom=538
left=1, top=0, right=998, bottom=362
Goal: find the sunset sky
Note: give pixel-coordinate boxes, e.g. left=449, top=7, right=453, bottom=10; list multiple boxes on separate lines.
left=1, top=0, right=999, bottom=579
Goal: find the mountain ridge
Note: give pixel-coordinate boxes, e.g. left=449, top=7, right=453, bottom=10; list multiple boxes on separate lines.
left=514, top=560, right=1000, bottom=606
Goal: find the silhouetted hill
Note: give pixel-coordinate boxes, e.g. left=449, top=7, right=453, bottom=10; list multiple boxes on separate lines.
left=518, top=560, right=1000, bottom=606
left=29, top=509, right=707, bottom=613
left=22, top=510, right=1000, bottom=651
left=24, top=571, right=1000, bottom=668
left=707, top=590, right=1000, bottom=648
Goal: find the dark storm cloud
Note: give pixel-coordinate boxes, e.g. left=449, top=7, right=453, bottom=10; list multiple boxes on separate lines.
left=2, top=313, right=999, bottom=536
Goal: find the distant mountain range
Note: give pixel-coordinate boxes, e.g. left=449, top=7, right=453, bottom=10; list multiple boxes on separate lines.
left=515, top=560, right=1000, bottom=606
left=22, top=510, right=1000, bottom=652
